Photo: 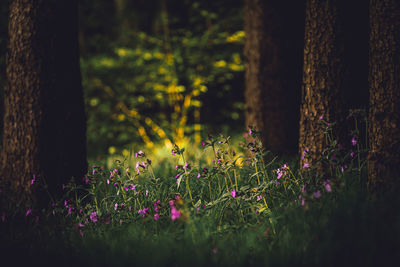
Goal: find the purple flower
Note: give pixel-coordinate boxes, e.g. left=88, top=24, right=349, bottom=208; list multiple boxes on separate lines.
left=92, top=166, right=95, bottom=176
left=136, top=162, right=140, bottom=175
left=129, top=184, right=136, bottom=190
left=276, top=169, right=283, bottom=179
left=31, top=174, right=36, bottom=185
left=124, top=186, right=129, bottom=192
left=90, top=211, right=98, bottom=223
left=249, top=128, right=253, bottom=136
left=113, top=182, right=118, bottom=188
left=25, top=208, right=32, bottom=217
left=351, top=135, right=357, bottom=146
left=303, top=162, right=310, bottom=169
left=231, top=189, right=236, bottom=198
left=197, top=173, right=201, bottom=178
left=170, top=206, right=181, bottom=221
left=257, top=195, right=263, bottom=201
left=313, top=190, right=322, bottom=199
left=301, top=148, right=309, bottom=160
left=145, top=189, right=149, bottom=196
left=319, top=115, right=324, bottom=120
left=350, top=151, right=355, bottom=158
left=323, top=180, right=332, bottom=192
left=172, top=151, right=176, bottom=156
left=202, top=141, right=205, bottom=146
left=154, top=213, right=160, bottom=221
left=135, top=150, right=145, bottom=158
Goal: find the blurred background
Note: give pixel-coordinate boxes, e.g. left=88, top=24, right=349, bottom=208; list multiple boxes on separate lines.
left=0, top=0, right=246, bottom=164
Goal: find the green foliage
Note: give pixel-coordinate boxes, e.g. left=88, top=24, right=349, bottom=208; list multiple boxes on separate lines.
left=3, top=116, right=399, bottom=266
left=81, top=0, right=245, bottom=158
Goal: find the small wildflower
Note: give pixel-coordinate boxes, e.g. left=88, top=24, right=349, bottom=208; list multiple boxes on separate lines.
left=301, top=148, right=309, bottom=160
left=257, top=195, right=263, bottom=201
left=135, top=162, right=140, bottom=175
left=129, top=184, right=136, bottom=190
left=124, top=186, right=129, bottom=192
left=31, top=174, right=36, bottom=185
left=135, top=150, right=145, bottom=158
left=350, top=151, right=355, bottom=158
left=154, top=213, right=160, bottom=221
left=145, top=189, right=149, bottom=196
left=231, top=189, right=236, bottom=198
left=303, top=162, right=310, bottom=169
left=170, top=206, right=181, bottom=221
left=197, top=173, right=201, bottom=178
left=323, top=180, right=332, bottom=192
left=301, top=185, right=306, bottom=193
left=90, top=211, right=98, bottom=223
left=107, top=179, right=110, bottom=184
left=319, top=115, right=324, bottom=120
left=351, top=135, right=357, bottom=146
left=92, top=166, right=95, bottom=175
left=313, top=190, right=322, bottom=199
left=113, top=182, right=118, bottom=187
left=201, top=141, right=205, bottom=146
left=114, top=203, right=118, bottom=210
left=212, top=248, right=218, bottom=254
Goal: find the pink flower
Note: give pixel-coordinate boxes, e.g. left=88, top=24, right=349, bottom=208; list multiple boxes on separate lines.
left=257, top=195, right=263, bottom=201
left=303, top=162, right=310, bottom=169
left=170, top=206, right=181, bottom=221
left=202, top=141, right=205, bottom=146
left=90, top=211, right=98, bottom=223
left=301, top=148, right=309, bottom=160
left=145, top=189, right=149, bottom=196
left=323, top=180, right=332, bottom=192
left=231, top=189, right=236, bottom=198
left=31, top=174, right=36, bottom=185
left=26, top=208, right=32, bottom=217
left=319, top=115, right=324, bottom=120
left=313, top=190, right=321, bottom=199
left=197, top=173, right=201, bottom=178
left=351, top=135, right=357, bottom=146
left=114, top=203, right=118, bottom=210
left=350, top=151, right=355, bottom=158
left=154, top=213, right=160, bottom=221
left=107, top=179, right=110, bottom=184
left=92, top=166, right=95, bottom=175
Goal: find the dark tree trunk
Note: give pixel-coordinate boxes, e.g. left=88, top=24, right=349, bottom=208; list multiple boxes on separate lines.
left=244, top=0, right=304, bottom=156
left=368, top=0, right=400, bottom=191
left=0, top=0, right=87, bottom=208
left=299, top=0, right=344, bottom=170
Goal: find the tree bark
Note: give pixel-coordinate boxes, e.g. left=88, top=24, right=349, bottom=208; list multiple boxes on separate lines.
left=299, top=0, right=344, bottom=170
left=244, top=0, right=304, bottom=156
left=0, top=0, right=87, bottom=208
left=368, top=0, right=400, bottom=191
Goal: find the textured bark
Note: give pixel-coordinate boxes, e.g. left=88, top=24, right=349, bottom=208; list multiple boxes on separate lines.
left=299, top=0, right=344, bottom=169
left=368, top=0, right=400, bottom=191
left=0, top=0, right=87, bottom=208
left=244, top=0, right=304, bottom=156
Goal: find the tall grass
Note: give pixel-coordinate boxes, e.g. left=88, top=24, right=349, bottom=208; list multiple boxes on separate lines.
left=1, top=113, right=399, bottom=266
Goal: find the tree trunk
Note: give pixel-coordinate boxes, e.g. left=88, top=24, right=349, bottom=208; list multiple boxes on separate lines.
left=244, top=0, right=304, bottom=156
left=368, top=0, right=400, bottom=191
left=0, top=0, right=87, bottom=208
left=299, top=0, right=344, bottom=170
